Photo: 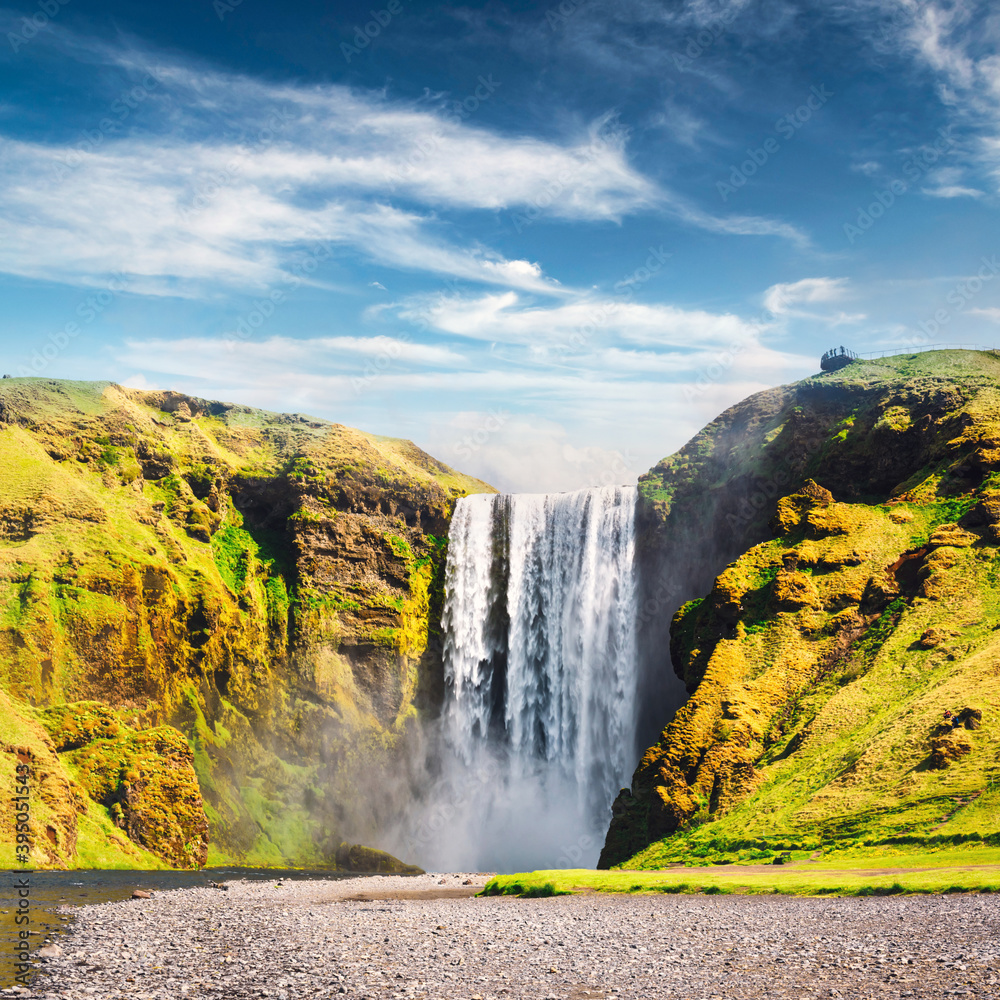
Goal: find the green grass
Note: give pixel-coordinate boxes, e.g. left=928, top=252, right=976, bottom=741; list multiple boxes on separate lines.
left=484, top=852, right=1000, bottom=898
left=481, top=880, right=571, bottom=898
left=387, top=534, right=412, bottom=559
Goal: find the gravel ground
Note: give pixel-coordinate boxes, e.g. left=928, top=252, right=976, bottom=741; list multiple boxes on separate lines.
left=19, top=873, right=1000, bottom=1000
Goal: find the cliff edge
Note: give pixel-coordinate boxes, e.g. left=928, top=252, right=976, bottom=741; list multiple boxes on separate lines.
left=0, top=378, right=492, bottom=868
left=604, top=349, right=1000, bottom=867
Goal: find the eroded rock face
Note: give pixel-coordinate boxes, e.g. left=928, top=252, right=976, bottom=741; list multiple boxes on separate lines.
left=631, top=354, right=1000, bottom=753
left=606, top=351, right=1000, bottom=868
left=68, top=725, right=209, bottom=867
left=0, top=379, right=493, bottom=867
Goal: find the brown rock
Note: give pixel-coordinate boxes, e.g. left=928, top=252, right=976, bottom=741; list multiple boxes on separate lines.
left=131, top=889, right=152, bottom=899
left=797, top=479, right=834, bottom=504
left=956, top=707, right=983, bottom=730
left=773, top=495, right=812, bottom=533
left=959, top=488, right=1000, bottom=541
left=928, top=523, right=978, bottom=549
left=928, top=735, right=973, bottom=769
left=772, top=569, right=820, bottom=611
left=708, top=578, right=744, bottom=626
left=771, top=482, right=833, bottom=533
left=917, top=627, right=954, bottom=649
left=335, top=842, right=424, bottom=874
left=860, top=574, right=900, bottom=613
left=69, top=726, right=210, bottom=868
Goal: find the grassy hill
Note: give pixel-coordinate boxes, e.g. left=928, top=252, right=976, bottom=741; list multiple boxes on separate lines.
left=604, top=349, right=1000, bottom=868
left=0, top=378, right=492, bottom=868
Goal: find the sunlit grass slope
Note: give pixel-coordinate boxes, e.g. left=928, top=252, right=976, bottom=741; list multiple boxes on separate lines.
left=606, top=349, right=1000, bottom=870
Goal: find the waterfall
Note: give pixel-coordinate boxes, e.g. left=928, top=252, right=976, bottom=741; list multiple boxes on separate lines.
left=432, top=485, right=639, bottom=871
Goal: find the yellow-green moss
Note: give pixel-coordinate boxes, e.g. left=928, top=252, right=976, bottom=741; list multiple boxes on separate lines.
left=0, top=377, right=496, bottom=868
left=609, top=479, right=1000, bottom=869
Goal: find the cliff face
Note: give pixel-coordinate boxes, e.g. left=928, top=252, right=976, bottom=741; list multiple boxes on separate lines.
left=0, top=378, right=492, bottom=868
left=604, top=350, right=1000, bottom=867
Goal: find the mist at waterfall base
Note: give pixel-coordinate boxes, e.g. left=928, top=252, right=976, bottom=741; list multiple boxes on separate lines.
left=403, top=486, right=641, bottom=873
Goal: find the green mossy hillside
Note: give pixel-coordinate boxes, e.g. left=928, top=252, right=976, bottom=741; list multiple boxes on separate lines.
left=0, top=692, right=168, bottom=869
left=608, top=350, right=1000, bottom=868
left=605, top=478, right=1000, bottom=867
left=0, top=378, right=493, bottom=868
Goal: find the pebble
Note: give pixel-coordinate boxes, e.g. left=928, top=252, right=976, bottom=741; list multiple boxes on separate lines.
left=27, top=875, right=1000, bottom=999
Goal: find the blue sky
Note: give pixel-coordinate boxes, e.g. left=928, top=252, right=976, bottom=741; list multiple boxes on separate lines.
left=0, top=0, right=997, bottom=491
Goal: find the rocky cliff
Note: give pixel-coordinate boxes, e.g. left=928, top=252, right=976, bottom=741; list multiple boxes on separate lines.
left=0, top=378, right=492, bottom=868
left=603, top=349, right=1000, bottom=867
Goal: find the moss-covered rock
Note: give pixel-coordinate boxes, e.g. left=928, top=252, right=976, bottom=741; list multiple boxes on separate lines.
left=334, top=842, right=424, bottom=874
left=606, top=349, right=1000, bottom=868
left=66, top=725, right=208, bottom=867
left=0, top=378, right=494, bottom=868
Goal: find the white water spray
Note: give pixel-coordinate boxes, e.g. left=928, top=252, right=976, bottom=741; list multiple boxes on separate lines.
left=429, top=485, right=639, bottom=871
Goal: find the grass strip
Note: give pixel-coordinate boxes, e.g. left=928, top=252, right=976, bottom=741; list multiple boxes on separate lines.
left=481, top=863, right=1000, bottom=898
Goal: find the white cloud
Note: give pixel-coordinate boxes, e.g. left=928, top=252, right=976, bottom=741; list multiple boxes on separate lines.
left=906, top=3, right=976, bottom=89
left=118, top=372, right=158, bottom=390
left=852, top=160, right=881, bottom=176
left=0, top=39, right=658, bottom=296
left=763, top=277, right=865, bottom=325
left=425, top=413, right=639, bottom=493
left=396, top=290, right=763, bottom=348
left=98, top=315, right=817, bottom=491
left=0, top=31, right=814, bottom=296
left=0, top=138, right=568, bottom=296
left=764, top=277, right=848, bottom=313
left=123, top=334, right=467, bottom=384
left=921, top=183, right=984, bottom=197
left=968, top=307, right=1000, bottom=323
left=890, top=1, right=1000, bottom=193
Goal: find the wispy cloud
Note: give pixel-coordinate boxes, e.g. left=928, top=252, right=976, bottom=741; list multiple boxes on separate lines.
left=882, top=1, right=1000, bottom=194
left=0, top=131, right=572, bottom=296
left=922, top=183, right=984, bottom=197
left=108, top=328, right=813, bottom=490
left=968, top=307, right=1000, bottom=323
left=394, top=290, right=763, bottom=348
left=0, top=32, right=656, bottom=296
left=0, top=26, right=814, bottom=298
left=127, top=334, right=467, bottom=372
left=763, top=276, right=865, bottom=324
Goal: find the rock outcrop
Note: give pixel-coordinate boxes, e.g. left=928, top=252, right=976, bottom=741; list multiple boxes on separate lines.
left=334, top=841, right=424, bottom=874
left=0, top=378, right=492, bottom=868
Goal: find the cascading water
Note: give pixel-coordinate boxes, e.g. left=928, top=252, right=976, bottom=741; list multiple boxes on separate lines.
left=428, top=485, right=639, bottom=871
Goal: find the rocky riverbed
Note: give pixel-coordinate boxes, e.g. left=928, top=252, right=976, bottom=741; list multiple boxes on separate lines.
left=20, top=874, right=1000, bottom=999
